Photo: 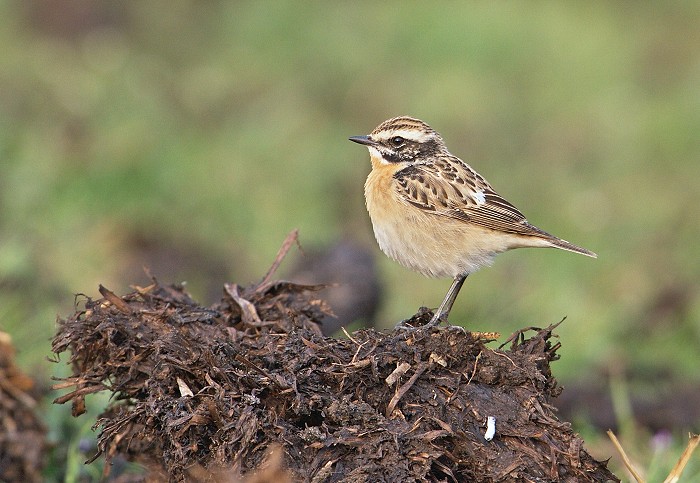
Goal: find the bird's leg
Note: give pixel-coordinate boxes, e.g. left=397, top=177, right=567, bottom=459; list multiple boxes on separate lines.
left=427, top=274, right=468, bottom=326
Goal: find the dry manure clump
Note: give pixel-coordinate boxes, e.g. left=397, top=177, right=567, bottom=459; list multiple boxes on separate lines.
left=0, top=332, right=48, bottom=482
left=52, top=262, right=617, bottom=482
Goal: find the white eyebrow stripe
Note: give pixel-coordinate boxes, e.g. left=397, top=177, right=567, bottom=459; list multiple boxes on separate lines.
left=374, top=129, right=434, bottom=143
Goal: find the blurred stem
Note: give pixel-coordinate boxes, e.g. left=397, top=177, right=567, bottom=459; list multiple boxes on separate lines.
left=609, top=369, right=636, bottom=439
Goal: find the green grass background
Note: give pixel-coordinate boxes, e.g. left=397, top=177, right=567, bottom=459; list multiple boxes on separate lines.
left=1, top=1, right=699, bottom=479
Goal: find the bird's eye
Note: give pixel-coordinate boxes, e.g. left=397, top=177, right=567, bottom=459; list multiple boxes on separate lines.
left=390, top=136, right=405, bottom=146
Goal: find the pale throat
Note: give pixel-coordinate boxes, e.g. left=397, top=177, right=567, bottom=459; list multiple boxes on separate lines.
left=368, top=147, right=391, bottom=167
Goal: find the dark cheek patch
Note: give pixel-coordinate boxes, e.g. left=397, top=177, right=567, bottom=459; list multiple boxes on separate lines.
left=383, top=151, right=400, bottom=163
left=384, top=140, right=433, bottom=163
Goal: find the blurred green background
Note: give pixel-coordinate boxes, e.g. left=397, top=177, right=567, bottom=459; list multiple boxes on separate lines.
left=1, top=0, right=699, bottom=478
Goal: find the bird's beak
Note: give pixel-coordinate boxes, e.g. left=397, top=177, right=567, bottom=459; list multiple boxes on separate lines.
left=349, top=135, right=377, bottom=146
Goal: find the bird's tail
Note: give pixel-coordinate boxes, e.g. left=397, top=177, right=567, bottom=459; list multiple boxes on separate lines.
left=548, top=237, right=597, bottom=258
left=523, top=222, right=597, bottom=258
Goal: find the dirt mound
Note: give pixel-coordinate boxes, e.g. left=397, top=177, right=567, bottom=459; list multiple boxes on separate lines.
left=51, top=236, right=617, bottom=482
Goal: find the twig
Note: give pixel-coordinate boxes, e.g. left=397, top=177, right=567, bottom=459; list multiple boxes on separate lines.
left=466, top=351, right=482, bottom=385
left=385, top=362, right=411, bottom=387
left=499, top=318, right=566, bottom=350
left=52, top=383, right=107, bottom=405
left=341, top=326, right=360, bottom=346
left=493, top=351, right=518, bottom=369
left=257, top=229, right=300, bottom=291
left=663, top=433, right=700, bottom=483
left=225, top=283, right=263, bottom=326
left=607, top=430, right=645, bottom=483
left=226, top=231, right=303, bottom=327
left=386, top=362, right=427, bottom=417
left=98, top=285, right=132, bottom=314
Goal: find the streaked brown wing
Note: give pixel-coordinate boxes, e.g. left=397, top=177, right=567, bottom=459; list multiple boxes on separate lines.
left=394, top=158, right=549, bottom=237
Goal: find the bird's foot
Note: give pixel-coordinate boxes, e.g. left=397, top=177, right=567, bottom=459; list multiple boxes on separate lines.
left=425, top=312, right=469, bottom=333
left=394, top=318, right=424, bottom=331
left=426, top=313, right=445, bottom=327
left=394, top=322, right=420, bottom=332
left=394, top=308, right=449, bottom=331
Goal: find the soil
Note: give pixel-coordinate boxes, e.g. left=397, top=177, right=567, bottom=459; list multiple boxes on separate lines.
left=51, top=238, right=618, bottom=482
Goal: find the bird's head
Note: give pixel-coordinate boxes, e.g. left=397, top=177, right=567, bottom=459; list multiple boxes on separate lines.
left=349, top=116, right=447, bottom=166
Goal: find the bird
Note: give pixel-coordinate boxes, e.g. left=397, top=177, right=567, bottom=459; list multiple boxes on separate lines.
left=349, top=116, right=596, bottom=327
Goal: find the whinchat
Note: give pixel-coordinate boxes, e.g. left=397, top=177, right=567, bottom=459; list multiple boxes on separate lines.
left=350, top=116, right=596, bottom=327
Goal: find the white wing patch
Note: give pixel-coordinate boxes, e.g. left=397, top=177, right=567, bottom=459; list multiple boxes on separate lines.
left=473, top=190, right=486, bottom=205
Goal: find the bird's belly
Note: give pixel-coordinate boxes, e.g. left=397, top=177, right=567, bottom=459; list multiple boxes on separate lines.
left=364, top=167, right=517, bottom=278
left=369, top=204, right=513, bottom=278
